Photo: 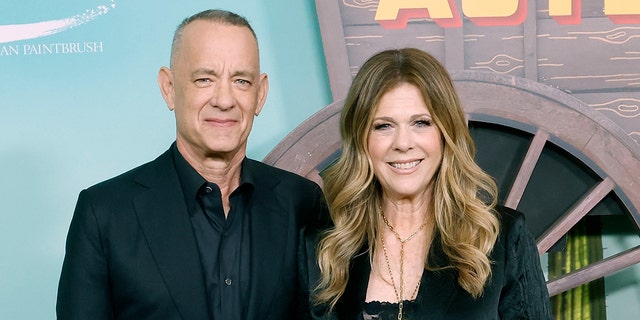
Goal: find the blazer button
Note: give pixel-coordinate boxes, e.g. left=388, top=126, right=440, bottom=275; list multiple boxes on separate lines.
left=225, top=278, right=232, bottom=286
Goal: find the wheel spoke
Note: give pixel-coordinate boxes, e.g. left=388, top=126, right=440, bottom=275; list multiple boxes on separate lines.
left=547, top=245, right=640, bottom=296
left=537, top=177, right=615, bottom=254
left=505, top=129, right=549, bottom=209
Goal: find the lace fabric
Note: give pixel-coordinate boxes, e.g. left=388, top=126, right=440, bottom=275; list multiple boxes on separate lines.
left=362, top=299, right=419, bottom=320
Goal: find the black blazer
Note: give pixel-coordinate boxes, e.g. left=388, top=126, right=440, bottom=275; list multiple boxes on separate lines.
left=300, top=206, right=553, bottom=320
left=57, top=146, right=328, bottom=320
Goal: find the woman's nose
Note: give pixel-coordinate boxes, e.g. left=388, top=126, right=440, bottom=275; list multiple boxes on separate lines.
left=392, top=126, right=414, bottom=151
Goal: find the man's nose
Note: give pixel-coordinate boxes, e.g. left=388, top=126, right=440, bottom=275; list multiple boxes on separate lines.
left=211, top=80, right=235, bottom=110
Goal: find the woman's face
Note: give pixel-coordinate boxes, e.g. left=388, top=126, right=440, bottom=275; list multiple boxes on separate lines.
left=367, top=83, right=444, bottom=201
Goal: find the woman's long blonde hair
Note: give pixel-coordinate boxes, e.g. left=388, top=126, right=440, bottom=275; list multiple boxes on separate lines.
left=315, top=48, right=500, bottom=310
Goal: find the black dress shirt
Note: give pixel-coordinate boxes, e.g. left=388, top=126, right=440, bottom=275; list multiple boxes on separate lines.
left=172, top=145, right=253, bottom=320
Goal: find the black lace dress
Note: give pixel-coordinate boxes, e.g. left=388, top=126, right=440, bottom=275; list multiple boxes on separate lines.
left=362, top=299, right=420, bottom=320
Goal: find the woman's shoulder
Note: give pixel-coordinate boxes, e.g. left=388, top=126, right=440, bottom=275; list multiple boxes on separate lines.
left=492, top=205, right=540, bottom=259
left=492, top=205, right=539, bottom=256
left=494, top=205, right=527, bottom=233
left=494, top=204, right=523, bottom=222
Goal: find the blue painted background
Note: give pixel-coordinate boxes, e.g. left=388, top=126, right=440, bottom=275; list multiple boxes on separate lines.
left=0, top=1, right=330, bottom=319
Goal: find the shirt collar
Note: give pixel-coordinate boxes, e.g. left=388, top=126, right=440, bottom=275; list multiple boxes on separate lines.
left=171, top=143, right=255, bottom=214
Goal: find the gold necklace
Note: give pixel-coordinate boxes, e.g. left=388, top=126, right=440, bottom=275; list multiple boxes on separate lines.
left=381, top=212, right=427, bottom=320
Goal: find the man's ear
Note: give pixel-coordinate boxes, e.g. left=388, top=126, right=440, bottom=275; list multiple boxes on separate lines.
left=158, top=66, right=175, bottom=111
left=254, top=73, right=269, bottom=116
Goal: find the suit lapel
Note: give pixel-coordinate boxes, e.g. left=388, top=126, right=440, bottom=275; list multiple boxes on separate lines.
left=416, top=235, right=460, bottom=318
left=337, top=248, right=370, bottom=318
left=244, top=164, right=290, bottom=318
left=133, top=150, right=209, bottom=319
left=416, top=268, right=459, bottom=318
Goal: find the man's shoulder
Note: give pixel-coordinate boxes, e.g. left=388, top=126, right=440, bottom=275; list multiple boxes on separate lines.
left=244, top=158, right=293, bottom=175
left=244, top=158, right=320, bottom=188
left=85, top=149, right=172, bottom=193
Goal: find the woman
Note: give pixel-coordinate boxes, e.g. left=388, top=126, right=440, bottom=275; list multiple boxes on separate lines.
left=300, top=48, right=552, bottom=319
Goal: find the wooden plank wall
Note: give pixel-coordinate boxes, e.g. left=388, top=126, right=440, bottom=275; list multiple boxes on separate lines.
left=329, top=0, right=640, bottom=155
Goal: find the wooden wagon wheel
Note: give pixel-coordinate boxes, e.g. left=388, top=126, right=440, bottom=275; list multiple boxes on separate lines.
left=263, top=70, right=640, bottom=297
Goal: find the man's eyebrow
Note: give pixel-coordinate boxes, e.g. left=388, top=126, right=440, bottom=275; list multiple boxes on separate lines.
left=190, top=68, right=256, bottom=78
left=190, top=68, right=217, bottom=77
left=231, top=69, right=257, bottom=78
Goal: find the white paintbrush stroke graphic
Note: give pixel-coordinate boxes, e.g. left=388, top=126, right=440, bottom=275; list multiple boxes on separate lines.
left=0, top=1, right=116, bottom=44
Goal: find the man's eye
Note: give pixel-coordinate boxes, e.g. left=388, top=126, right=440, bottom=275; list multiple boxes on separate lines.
left=194, top=78, right=213, bottom=87
left=235, top=79, right=250, bottom=86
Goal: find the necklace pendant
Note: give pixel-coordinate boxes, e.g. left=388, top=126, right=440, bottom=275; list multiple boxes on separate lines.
left=381, top=211, right=427, bottom=320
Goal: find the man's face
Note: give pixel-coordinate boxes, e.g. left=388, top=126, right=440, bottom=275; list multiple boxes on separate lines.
left=160, top=20, right=268, bottom=162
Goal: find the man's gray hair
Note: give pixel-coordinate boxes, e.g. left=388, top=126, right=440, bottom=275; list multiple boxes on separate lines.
left=170, top=9, right=257, bottom=67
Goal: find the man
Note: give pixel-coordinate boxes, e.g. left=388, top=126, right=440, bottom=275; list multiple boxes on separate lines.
left=56, top=9, right=327, bottom=320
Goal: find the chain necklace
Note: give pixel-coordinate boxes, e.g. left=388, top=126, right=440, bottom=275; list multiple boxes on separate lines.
left=381, top=212, right=428, bottom=320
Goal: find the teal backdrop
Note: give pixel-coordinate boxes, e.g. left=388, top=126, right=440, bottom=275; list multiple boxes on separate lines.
left=0, top=1, right=331, bottom=319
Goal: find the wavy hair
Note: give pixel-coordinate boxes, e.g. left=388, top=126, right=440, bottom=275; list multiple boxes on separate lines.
left=315, top=48, right=500, bottom=309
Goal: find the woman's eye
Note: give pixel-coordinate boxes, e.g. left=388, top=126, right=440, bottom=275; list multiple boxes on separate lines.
left=373, top=123, right=391, bottom=130
left=415, top=119, right=432, bottom=127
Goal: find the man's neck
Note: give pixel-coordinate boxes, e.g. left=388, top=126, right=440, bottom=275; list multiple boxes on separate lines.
left=176, top=140, right=245, bottom=212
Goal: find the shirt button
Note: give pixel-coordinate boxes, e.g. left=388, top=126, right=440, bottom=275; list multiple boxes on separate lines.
left=204, top=186, right=213, bottom=193
left=225, top=278, right=232, bottom=286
